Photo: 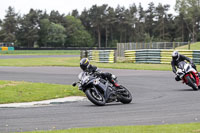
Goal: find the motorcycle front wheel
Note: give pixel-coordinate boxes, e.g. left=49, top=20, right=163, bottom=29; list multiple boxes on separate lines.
left=85, top=88, right=106, bottom=106
left=185, top=76, right=198, bottom=91
left=117, top=85, right=132, bottom=104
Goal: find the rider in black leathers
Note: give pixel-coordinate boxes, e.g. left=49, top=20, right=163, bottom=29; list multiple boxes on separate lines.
left=171, top=50, right=198, bottom=81
left=80, top=58, right=120, bottom=88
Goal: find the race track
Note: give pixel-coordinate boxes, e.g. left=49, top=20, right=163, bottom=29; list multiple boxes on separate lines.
left=0, top=66, right=200, bottom=132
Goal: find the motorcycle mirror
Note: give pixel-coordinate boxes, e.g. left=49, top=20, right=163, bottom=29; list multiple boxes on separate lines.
left=72, top=82, right=77, bottom=87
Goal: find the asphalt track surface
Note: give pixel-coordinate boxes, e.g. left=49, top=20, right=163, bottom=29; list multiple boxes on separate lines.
left=1, top=66, right=200, bottom=132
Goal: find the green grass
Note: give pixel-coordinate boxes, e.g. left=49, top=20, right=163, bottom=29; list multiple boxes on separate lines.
left=0, top=57, right=79, bottom=67
left=0, top=80, right=84, bottom=104
left=175, top=42, right=200, bottom=50
left=0, top=57, right=173, bottom=70
left=18, top=123, right=200, bottom=133
left=0, top=56, right=200, bottom=71
left=0, top=50, right=80, bottom=55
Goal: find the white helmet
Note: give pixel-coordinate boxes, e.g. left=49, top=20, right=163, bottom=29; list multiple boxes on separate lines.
left=172, top=50, right=180, bottom=61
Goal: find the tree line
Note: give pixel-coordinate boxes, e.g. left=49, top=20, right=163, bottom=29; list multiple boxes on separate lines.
left=0, top=0, right=200, bottom=48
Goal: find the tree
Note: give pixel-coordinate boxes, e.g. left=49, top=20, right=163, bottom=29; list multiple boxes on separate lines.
left=79, top=8, right=91, bottom=31
left=71, top=9, right=79, bottom=18
left=64, top=15, right=93, bottom=47
left=145, top=2, right=156, bottom=38
left=88, top=4, right=109, bottom=47
left=154, top=3, right=170, bottom=41
left=49, top=10, right=65, bottom=24
left=46, top=23, right=66, bottom=47
left=16, top=9, right=41, bottom=47
left=115, top=5, right=126, bottom=43
left=175, top=0, right=200, bottom=42
left=128, top=3, right=139, bottom=42
left=0, top=6, right=18, bottom=43
left=2, top=1, right=200, bottom=48
left=38, top=18, right=51, bottom=47
left=105, top=7, right=116, bottom=46
left=134, top=3, right=145, bottom=42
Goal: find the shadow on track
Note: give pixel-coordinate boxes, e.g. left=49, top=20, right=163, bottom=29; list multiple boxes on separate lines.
left=174, top=88, right=197, bottom=91
left=82, top=102, right=134, bottom=107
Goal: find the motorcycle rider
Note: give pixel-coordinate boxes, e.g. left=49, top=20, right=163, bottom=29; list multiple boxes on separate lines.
left=80, top=58, right=120, bottom=88
left=171, top=50, right=199, bottom=81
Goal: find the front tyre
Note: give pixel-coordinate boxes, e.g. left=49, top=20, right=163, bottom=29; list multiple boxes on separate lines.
left=117, top=85, right=132, bottom=104
left=85, top=88, right=106, bottom=106
left=185, top=76, right=198, bottom=91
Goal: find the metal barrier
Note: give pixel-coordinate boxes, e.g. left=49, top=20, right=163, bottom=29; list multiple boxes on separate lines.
left=88, top=50, right=116, bottom=63
left=0, top=47, right=15, bottom=51
left=80, top=50, right=116, bottom=63
left=118, top=42, right=189, bottom=57
left=125, top=49, right=200, bottom=64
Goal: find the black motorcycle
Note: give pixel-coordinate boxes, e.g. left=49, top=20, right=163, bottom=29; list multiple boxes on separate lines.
left=72, top=72, right=132, bottom=106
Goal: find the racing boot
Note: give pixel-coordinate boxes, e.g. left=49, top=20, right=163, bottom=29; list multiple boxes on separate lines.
left=110, top=79, right=120, bottom=88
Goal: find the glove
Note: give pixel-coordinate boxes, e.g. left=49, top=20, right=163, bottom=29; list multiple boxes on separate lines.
left=94, top=72, right=101, bottom=77
left=112, top=74, right=117, bottom=80
left=191, top=63, right=197, bottom=70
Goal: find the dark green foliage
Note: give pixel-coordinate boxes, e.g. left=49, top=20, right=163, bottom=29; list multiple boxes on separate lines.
left=0, top=6, right=18, bottom=43
left=64, top=16, right=93, bottom=47
left=0, top=0, right=200, bottom=48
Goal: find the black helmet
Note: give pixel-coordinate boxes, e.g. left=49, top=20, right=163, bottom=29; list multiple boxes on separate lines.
left=80, top=58, right=89, bottom=71
left=172, top=50, right=180, bottom=61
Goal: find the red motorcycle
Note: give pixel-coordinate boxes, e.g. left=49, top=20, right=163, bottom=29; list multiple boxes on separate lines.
left=176, top=61, right=199, bottom=90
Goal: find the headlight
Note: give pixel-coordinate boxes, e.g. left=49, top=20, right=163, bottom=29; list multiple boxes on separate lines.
left=93, top=78, right=100, bottom=85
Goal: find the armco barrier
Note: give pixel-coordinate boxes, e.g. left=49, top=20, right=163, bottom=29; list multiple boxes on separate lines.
left=125, top=49, right=161, bottom=64
left=1, top=47, right=8, bottom=51
left=117, top=42, right=189, bottom=56
left=0, top=47, right=14, bottom=51
left=125, top=49, right=200, bottom=64
left=124, top=50, right=136, bottom=63
left=135, top=49, right=161, bottom=63
left=193, top=51, right=200, bottom=64
left=8, top=47, right=14, bottom=50
left=87, top=50, right=115, bottom=63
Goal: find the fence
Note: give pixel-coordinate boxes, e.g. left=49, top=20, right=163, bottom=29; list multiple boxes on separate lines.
left=80, top=50, right=116, bottom=63
left=117, top=42, right=189, bottom=57
left=124, top=49, right=200, bottom=64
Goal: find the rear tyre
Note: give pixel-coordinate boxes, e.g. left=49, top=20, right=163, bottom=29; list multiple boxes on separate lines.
left=186, top=76, right=198, bottom=91
left=85, top=88, right=106, bottom=106
left=117, top=85, right=132, bottom=104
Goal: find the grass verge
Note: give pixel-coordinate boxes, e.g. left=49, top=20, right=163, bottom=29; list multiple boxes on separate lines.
left=0, top=57, right=174, bottom=71
left=0, top=50, right=80, bottom=55
left=19, top=123, right=200, bottom=133
left=0, top=80, right=84, bottom=104
left=1, top=56, right=200, bottom=71
left=175, top=42, right=200, bottom=50
left=0, top=57, right=79, bottom=67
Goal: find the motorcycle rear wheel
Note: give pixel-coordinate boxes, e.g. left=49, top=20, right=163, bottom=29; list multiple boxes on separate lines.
left=85, top=88, right=106, bottom=106
left=186, top=76, right=198, bottom=91
left=117, top=85, right=132, bottom=104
